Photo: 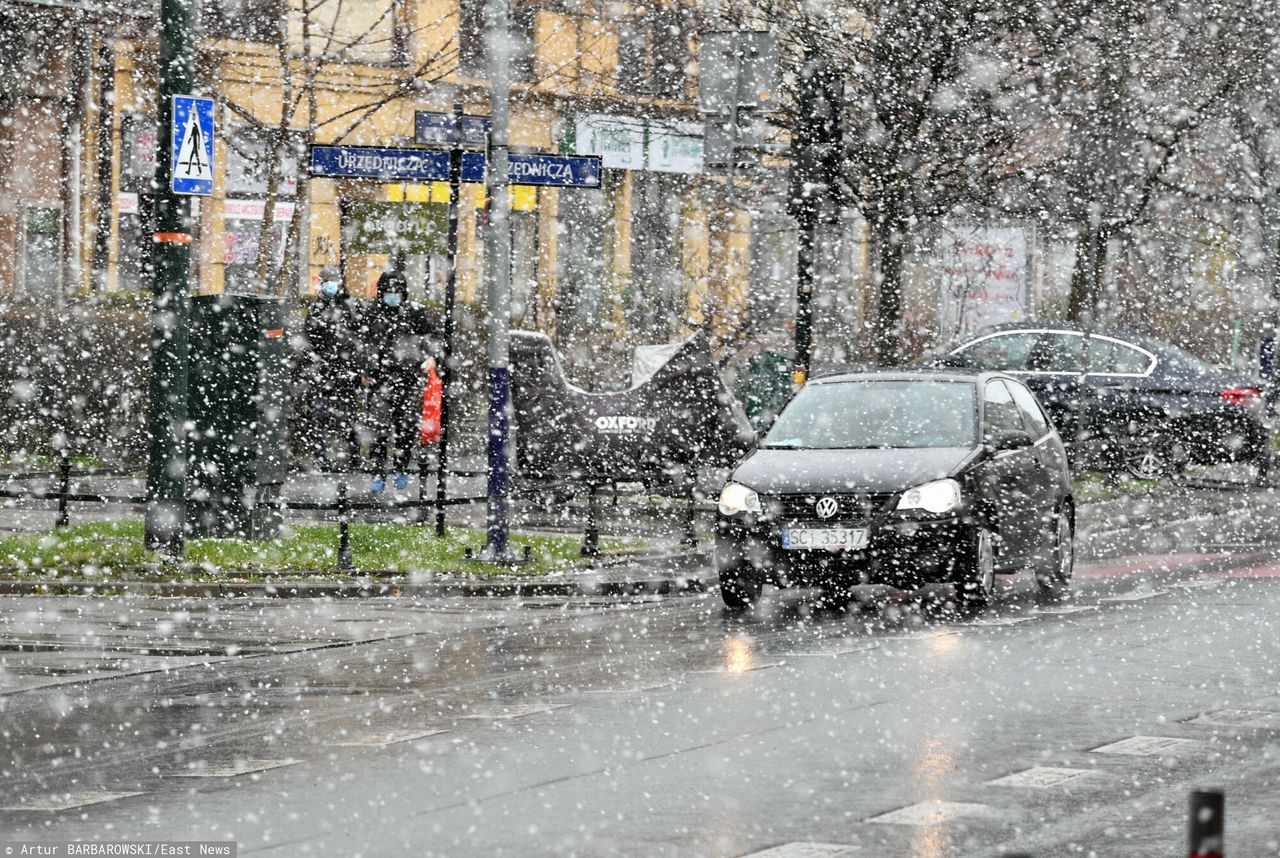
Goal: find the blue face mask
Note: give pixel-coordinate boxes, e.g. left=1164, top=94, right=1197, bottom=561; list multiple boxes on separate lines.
left=321, top=281, right=340, bottom=296
left=383, top=293, right=403, bottom=308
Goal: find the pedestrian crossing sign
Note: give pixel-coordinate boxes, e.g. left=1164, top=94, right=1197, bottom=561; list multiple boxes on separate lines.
left=171, top=95, right=215, bottom=196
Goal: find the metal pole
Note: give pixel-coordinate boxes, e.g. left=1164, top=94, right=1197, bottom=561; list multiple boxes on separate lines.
left=791, top=51, right=819, bottom=387
left=337, top=480, right=353, bottom=570
left=143, top=0, right=195, bottom=557
left=436, top=102, right=463, bottom=537
left=481, top=0, right=513, bottom=562
left=56, top=448, right=70, bottom=529
left=1188, top=789, right=1224, bottom=858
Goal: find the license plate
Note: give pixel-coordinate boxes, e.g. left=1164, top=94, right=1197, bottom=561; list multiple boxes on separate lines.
left=781, top=527, right=869, bottom=551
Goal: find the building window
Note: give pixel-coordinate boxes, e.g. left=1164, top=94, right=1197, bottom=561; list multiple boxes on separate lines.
left=202, top=0, right=285, bottom=43
left=618, top=5, right=691, bottom=99
left=459, top=0, right=536, bottom=81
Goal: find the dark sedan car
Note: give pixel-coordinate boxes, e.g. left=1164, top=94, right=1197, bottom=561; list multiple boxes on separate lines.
left=715, top=371, right=1074, bottom=610
left=938, top=324, right=1271, bottom=479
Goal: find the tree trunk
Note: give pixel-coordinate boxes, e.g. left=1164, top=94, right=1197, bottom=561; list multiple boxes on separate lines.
left=1066, top=226, right=1091, bottom=322
left=872, top=218, right=905, bottom=367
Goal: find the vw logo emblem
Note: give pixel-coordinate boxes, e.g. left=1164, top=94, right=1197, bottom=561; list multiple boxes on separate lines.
left=814, top=497, right=839, bottom=520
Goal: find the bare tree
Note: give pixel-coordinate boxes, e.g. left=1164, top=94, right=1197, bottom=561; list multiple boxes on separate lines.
left=200, top=0, right=460, bottom=297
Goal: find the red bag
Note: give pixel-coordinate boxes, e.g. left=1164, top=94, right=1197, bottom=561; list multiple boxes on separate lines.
left=420, top=364, right=443, bottom=444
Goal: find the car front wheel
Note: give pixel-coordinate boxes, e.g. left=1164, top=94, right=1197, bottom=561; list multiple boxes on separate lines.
left=955, top=528, right=995, bottom=610
left=719, top=569, right=763, bottom=611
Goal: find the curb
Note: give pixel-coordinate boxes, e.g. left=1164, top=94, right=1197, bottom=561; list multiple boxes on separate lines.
left=0, top=549, right=712, bottom=600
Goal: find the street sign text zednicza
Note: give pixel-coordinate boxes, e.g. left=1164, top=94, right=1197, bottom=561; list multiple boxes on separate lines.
left=309, top=145, right=602, bottom=189
left=171, top=95, right=215, bottom=196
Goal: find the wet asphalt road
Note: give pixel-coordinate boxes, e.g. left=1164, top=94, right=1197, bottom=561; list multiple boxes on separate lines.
left=4, top=507, right=1280, bottom=855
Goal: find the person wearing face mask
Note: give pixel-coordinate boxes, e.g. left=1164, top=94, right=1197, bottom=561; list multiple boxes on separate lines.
left=304, top=265, right=362, bottom=471
left=359, top=269, right=437, bottom=493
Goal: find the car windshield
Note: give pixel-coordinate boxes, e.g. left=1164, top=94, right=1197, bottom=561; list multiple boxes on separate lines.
left=763, top=380, right=977, bottom=449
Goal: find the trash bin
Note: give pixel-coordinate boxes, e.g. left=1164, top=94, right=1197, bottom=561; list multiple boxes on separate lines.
left=744, top=351, right=792, bottom=430
left=186, top=294, right=288, bottom=540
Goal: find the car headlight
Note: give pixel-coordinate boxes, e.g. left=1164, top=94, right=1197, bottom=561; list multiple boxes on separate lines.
left=718, top=482, right=762, bottom=516
left=896, top=478, right=962, bottom=514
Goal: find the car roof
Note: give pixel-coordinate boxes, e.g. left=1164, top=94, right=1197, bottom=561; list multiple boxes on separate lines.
left=964, top=321, right=1143, bottom=341
left=809, top=368, right=1015, bottom=386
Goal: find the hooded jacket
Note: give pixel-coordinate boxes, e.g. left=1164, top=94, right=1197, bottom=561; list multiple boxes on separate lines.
left=361, top=271, right=435, bottom=386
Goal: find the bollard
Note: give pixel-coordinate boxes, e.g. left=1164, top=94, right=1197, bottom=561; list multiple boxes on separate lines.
left=681, top=472, right=698, bottom=547
left=581, top=483, right=600, bottom=557
left=337, top=481, right=353, bottom=571
left=1188, top=788, right=1224, bottom=858
left=55, top=449, right=71, bottom=529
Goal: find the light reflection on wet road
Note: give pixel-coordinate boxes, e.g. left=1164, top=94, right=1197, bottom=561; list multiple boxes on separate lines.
left=3, top=549, right=1280, bottom=856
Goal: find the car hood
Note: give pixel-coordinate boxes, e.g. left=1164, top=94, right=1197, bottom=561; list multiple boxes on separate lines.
left=730, top=446, right=976, bottom=495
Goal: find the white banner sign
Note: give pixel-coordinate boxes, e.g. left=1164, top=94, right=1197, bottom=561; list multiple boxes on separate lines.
left=939, top=226, right=1029, bottom=340
left=224, top=198, right=297, bottom=221
left=574, top=114, right=703, bottom=174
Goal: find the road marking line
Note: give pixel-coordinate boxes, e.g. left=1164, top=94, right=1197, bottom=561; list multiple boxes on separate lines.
left=459, top=703, right=568, bottom=720
left=1036, top=605, right=1098, bottom=615
left=587, top=682, right=673, bottom=694
left=1090, top=736, right=1189, bottom=756
left=785, top=644, right=879, bottom=657
left=1187, top=709, right=1279, bottom=727
left=972, top=616, right=1033, bottom=626
left=1168, top=578, right=1223, bottom=590
left=0, top=791, right=143, bottom=811
left=330, top=728, right=449, bottom=747
left=986, top=766, right=1093, bottom=788
left=866, top=800, right=991, bottom=826
left=692, top=663, right=782, bottom=674
left=1099, top=590, right=1167, bottom=602
left=174, top=758, right=301, bottom=777
left=737, top=844, right=854, bottom=857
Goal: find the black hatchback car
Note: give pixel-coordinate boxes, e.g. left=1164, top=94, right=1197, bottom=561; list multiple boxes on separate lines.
left=938, top=325, right=1270, bottom=479
left=715, top=371, right=1074, bottom=610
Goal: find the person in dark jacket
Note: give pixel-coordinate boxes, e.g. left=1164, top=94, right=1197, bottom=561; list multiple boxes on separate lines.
left=304, top=265, right=362, bottom=471
left=360, top=270, right=436, bottom=493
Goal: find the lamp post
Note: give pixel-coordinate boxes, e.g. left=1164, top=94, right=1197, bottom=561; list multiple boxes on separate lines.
left=143, top=0, right=196, bottom=557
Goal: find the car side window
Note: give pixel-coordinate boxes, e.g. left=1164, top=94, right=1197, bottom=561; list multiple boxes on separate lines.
left=983, top=380, right=1024, bottom=435
left=1111, top=342, right=1151, bottom=374
left=1087, top=338, right=1115, bottom=373
left=1005, top=380, right=1050, bottom=438
left=955, top=333, right=1038, bottom=371
left=1027, top=332, right=1086, bottom=373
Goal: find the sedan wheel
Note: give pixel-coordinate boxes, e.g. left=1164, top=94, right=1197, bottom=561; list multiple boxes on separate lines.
left=1037, top=508, right=1074, bottom=596
left=719, top=570, right=763, bottom=611
left=1126, top=443, right=1171, bottom=481
left=955, top=528, right=995, bottom=610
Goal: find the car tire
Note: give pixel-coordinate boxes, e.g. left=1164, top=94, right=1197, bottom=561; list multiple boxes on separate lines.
left=1126, top=442, right=1172, bottom=481
left=1251, top=450, right=1271, bottom=487
left=719, top=569, right=763, bottom=611
left=1037, top=504, right=1074, bottom=597
left=955, top=528, right=995, bottom=611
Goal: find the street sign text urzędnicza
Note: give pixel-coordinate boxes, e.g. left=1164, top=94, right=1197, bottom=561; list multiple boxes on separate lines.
left=309, top=145, right=602, bottom=188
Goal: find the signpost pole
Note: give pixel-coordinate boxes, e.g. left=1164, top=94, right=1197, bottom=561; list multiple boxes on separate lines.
left=481, top=0, right=513, bottom=562
left=144, top=0, right=196, bottom=556
left=435, top=102, right=464, bottom=537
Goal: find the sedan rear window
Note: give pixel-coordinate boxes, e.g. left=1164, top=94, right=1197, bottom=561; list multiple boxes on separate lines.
left=764, top=381, right=977, bottom=449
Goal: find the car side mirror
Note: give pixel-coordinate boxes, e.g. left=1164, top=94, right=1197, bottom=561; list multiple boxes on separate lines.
left=754, top=413, right=777, bottom=442
left=986, top=429, right=1033, bottom=453
left=934, top=353, right=968, bottom=368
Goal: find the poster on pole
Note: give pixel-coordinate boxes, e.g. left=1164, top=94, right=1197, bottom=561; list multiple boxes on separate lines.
left=938, top=226, right=1030, bottom=341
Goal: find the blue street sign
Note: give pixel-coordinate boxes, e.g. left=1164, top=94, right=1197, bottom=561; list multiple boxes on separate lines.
left=171, top=95, right=215, bottom=196
left=310, top=146, right=450, bottom=181
left=310, top=145, right=602, bottom=188
left=414, top=111, right=492, bottom=147
left=506, top=153, right=602, bottom=187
